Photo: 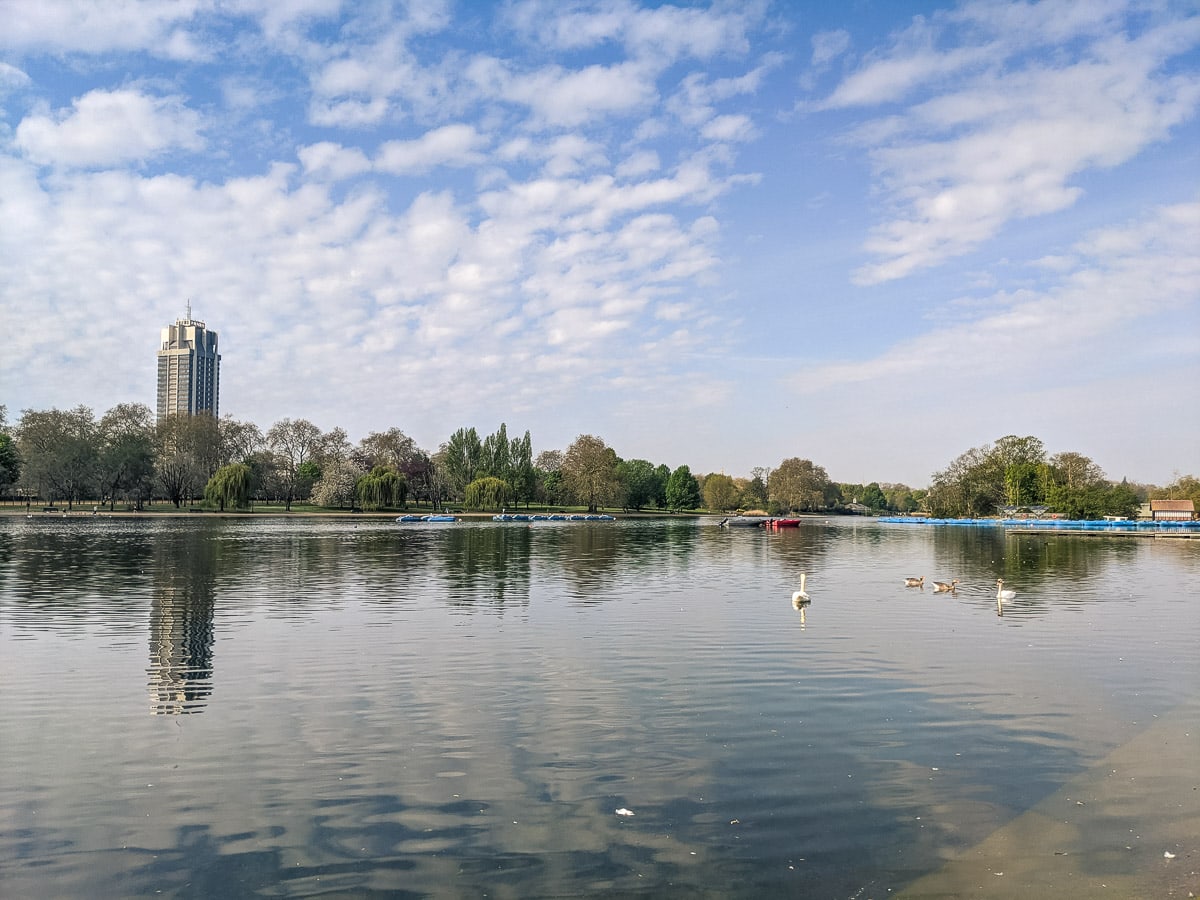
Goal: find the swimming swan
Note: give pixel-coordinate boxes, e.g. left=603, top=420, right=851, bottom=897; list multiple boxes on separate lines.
left=996, top=579, right=1016, bottom=601
left=932, top=579, right=959, bottom=593
left=904, top=576, right=924, bottom=587
left=791, top=573, right=810, bottom=607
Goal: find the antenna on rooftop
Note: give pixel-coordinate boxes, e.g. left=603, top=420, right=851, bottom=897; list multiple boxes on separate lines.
left=186, top=299, right=192, bottom=321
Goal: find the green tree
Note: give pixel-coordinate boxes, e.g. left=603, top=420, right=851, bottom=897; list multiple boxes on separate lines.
left=440, top=427, right=483, bottom=499
left=561, top=434, right=619, bottom=512
left=702, top=472, right=740, bottom=512
left=356, top=465, right=407, bottom=510
left=0, top=432, right=21, bottom=500
left=97, top=403, right=156, bottom=510
left=509, top=430, right=537, bottom=507
left=665, top=465, right=701, bottom=511
left=481, top=423, right=512, bottom=482
left=266, top=418, right=325, bottom=510
left=653, top=463, right=671, bottom=508
left=769, top=458, right=830, bottom=513
left=464, top=475, right=511, bottom=510
left=1153, top=474, right=1200, bottom=505
left=1004, top=462, right=1042, bottom=507
left=155, top=413, right=221, bottom=507
left=1104, top=479, right=1141, bottom=518
left=859, top=482, right=887, bottom=511
left=1049, top=451, right=1105, bottom=490
left=616, top=458, right=662, bottom=511
left=204, top=463, right=252, bottom=511
left=16, top=406, right=98, bottom=509
left=742, top=468, right=769, bottom=510
left=927, top=442, right=1004, bottom=517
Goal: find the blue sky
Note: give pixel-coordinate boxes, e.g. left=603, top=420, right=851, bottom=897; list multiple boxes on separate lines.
left=2, top=0, right=1197, bottom=487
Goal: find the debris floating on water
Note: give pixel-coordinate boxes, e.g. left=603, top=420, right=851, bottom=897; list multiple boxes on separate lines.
left=615, top=808, right=635, bottom=817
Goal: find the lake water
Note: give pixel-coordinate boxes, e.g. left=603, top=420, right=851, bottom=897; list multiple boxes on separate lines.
left=1, top=516, right=1197, bottom=898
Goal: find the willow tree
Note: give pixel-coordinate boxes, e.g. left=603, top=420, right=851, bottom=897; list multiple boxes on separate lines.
left=204, top=463, right=252, bottom=511
left=356, top=465, right=407, bottom=510
left=464, top=476, right=511, bottom=510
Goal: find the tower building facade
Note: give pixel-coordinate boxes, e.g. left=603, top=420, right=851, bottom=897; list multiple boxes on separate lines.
left=156, top=306, right=220, bottom=422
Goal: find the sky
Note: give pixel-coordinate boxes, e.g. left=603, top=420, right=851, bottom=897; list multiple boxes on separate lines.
left=1, top=0, right=1198, bottom=487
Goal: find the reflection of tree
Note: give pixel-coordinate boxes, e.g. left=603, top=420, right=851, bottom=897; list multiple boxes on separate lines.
left=149, top=528, right=217, bottom=715
left=438, top=526, right=533, bottom=606
left=548, top=521, right=701, bottom=601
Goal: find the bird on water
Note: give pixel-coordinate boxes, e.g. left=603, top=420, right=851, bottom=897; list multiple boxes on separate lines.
left=904, top=576, right=924, bottom=587
left=932, top=579, right=959, bottom=593
left=792, top=573, right=810, bottom=607
left=996, top=579, right=1016, bottom=601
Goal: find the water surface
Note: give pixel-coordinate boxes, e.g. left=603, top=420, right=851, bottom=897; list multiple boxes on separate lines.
left=1, top=516, right=1196, bottom=897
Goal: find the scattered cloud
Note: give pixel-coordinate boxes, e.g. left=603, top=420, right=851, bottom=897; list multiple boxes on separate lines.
left=811, top=29, right=850, bottom=68
left=1, top=0, right=1197, bottom=484
left=14, top=88, right=205, bottom=167
left=801, top=197, right=1200, bottom=393
left=819, top=2, right=1200, bottom=284
left=0, top=0, right=206, bottom=58
left=375, top=124, right=489, bottom=174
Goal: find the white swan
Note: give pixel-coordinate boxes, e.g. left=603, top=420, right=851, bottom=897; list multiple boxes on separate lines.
left=931, top=579, right=959, bottom=593
left=791, top=573, right=810, bottom=607
left=996, top=579, right=1016, bottom=601
left=904, top=576, right=924, bottom=587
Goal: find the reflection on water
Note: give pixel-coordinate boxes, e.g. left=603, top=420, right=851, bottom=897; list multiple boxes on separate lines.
left=0, top=516, right=1196, bottom=898
left=149, top=528, right=216, bottom=715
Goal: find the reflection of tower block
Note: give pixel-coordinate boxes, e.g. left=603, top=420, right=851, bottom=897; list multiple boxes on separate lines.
left=148, top=589, right=215, bottom=715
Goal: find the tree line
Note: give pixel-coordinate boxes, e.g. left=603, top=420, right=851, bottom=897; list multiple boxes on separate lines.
left=0, top=406, right=1193, bottom=518
left=923, top=434, right=1198, bottom=519
left=0, top=403, right=838, bottom=515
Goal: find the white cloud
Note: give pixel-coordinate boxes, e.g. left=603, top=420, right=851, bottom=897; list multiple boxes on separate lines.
left=297, top=141, right=372, bottom=180
left=823, top=5, right=1200, bottom=283
left=0, top=61, right=32, bottom=91
left=375, top=124, right=488, bottom=174
left=306, top=26, right=458, bottom=126
left=811, top=29, right=850, bottom=68
left=701, top=114, right=756, bottom=143
left=615, top=149, right=660, bottom=179
left=0, top=0, right=208, bottom=59
left=467, top=57, right=658, bottom=128
left=14, top=89, right=205, bottom=167
left=802, top=198, right=1200, bottom=394
left=504, top=0, right=763, bottom=61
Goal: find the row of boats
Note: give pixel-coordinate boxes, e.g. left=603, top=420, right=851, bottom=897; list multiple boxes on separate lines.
left=493, top=513, right=615, bottom=522
left=395, top=513, right=618, bottom=524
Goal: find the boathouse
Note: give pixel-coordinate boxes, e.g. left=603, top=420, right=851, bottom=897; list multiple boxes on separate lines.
left=1149, top=499, right=1196, bottom=521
